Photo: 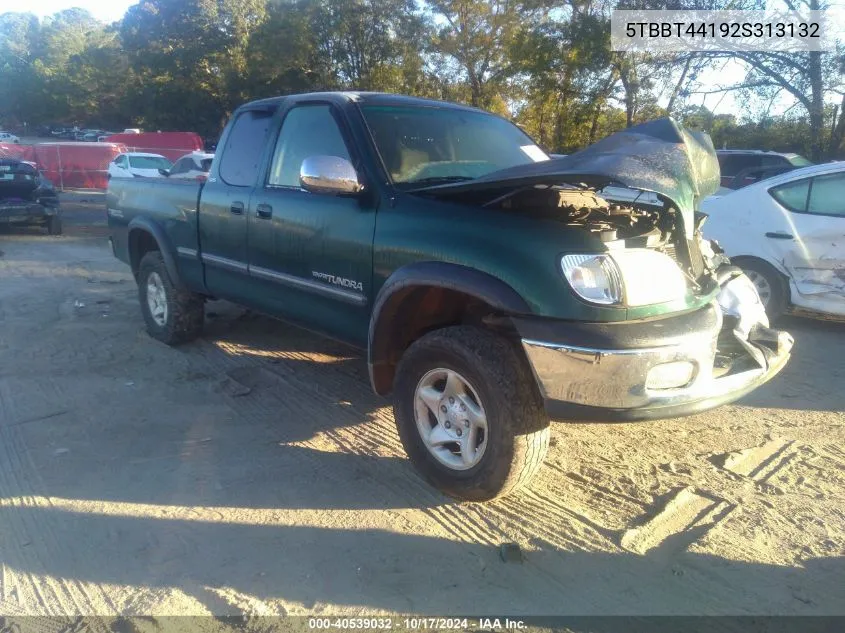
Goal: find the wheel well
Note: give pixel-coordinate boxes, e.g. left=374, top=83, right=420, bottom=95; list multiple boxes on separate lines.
left=730, top=255, right=790, bottom=281
left=128, top=229, right=160, bottom=278
left=369, top=286, right=518, bottom=396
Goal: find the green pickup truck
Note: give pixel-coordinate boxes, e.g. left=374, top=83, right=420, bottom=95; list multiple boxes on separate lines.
left=107, top=92, right=793, bottom=501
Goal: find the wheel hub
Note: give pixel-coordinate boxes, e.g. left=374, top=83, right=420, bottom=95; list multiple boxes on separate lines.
left=146, top=272, right=168, bottom=327
left=413, top=368, right=488, bottom=471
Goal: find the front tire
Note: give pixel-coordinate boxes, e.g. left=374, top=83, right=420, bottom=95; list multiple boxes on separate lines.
left=137, top=251, right=204, bottom=345
left=46, top=215, right=62, bottom=235
left=393, top=326, right=550, bottom=501
left=736, top=258, right=788, bottom=320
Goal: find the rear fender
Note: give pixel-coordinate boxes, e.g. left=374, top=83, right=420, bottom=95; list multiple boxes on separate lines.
left=127, top=216, right=180, bottom=284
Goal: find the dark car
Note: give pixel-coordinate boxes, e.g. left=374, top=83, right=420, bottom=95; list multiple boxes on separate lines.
left=0, top=159, right=62, bottom=234
left=716, top=150, right=812, bottom=189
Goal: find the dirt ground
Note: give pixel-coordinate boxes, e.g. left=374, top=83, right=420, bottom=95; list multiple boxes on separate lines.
left=0, top=209, right=843, bottom=621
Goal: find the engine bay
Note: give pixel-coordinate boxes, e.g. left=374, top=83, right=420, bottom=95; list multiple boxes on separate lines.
left=496, top=186, right=674, bottom=247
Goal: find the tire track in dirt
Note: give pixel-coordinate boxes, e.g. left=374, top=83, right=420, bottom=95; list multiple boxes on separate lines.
left=0, top=401, right=119, bottom=618
left=188, top=337, right=510, bottom=548
left=189, top=328, right=626, bottom=559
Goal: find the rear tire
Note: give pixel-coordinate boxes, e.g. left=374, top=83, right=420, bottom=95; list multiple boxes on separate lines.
left=393, top=326, right=550, bottom=501
left=46, top=215, right=62, bottom=235
left=137, top=251, right=204, bottom=345
left=736, top=258, right=788, bottom=320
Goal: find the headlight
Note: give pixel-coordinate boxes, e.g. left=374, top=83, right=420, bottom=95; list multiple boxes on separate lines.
left=560, top=254, right=622, bottom=304
left=561, top=249, right=688, bottom=307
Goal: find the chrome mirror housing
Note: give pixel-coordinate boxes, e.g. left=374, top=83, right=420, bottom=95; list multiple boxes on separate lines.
left=299, top=155, right=363, bottom=195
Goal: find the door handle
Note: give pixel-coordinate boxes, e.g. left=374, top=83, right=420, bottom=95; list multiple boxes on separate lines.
left=256, top=203, right=273, bottom=219
left=765, top=231, right=793, bottom=239
left=230, top=201, right=245, bottom=215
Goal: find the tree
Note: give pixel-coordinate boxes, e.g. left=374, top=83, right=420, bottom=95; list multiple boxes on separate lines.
left=691, top=0, right=844, bottom=159
left=120, top=0, right=268, bottom=136
left=427, top=0, right=547, bottom=108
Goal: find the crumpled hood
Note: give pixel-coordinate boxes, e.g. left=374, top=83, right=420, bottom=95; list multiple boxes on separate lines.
left=417, top=118, right=720, bottom=239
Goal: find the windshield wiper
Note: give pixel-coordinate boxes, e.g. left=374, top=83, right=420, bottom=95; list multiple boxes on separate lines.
left=406, top=176, right=476, bottom=188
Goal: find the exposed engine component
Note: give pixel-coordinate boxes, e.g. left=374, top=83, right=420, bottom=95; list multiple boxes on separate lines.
left=498, top=186, right=670, bottom=247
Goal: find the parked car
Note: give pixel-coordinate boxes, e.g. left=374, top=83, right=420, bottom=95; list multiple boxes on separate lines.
left=0, top=158, right=62, bottom=234
left=107, top=153, right=172, bottom=179
left=701, top=162, right=845, bottom=319
left=161, top=151, right=214, bottom=180
left=106, top=93, right=792, bottom=501
left=0, top=132, right=21, bottom=144
left=717, top=150, right=812, bottom=189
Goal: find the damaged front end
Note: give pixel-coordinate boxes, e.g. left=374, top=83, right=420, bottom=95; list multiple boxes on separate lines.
left=414, top=118, right=794, bottom=419
left=0, top=159, right=60, bottom=227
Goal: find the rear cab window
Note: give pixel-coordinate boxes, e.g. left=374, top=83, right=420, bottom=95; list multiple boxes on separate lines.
left=0, top=160, right=37, bottom=182
left=219, top=109, right=275, bottom=187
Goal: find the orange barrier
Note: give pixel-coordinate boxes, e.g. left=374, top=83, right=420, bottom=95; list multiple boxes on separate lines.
left=1, top=142, right=126, bottom=190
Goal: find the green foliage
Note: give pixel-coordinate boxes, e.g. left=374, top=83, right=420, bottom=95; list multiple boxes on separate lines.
left=0, top=0, right=841, bottom=157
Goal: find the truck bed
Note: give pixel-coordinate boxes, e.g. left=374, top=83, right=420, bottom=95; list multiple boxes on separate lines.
left=107, top=177, right=203, bottom=274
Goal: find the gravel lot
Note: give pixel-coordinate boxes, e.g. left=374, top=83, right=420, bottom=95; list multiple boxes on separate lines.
left=0, top=204, right=843, bottom=621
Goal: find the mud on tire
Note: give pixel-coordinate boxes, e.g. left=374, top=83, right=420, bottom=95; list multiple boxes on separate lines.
left=393, top=325, right=550, bottom=501
left=137, top=251, right=204, bottom=345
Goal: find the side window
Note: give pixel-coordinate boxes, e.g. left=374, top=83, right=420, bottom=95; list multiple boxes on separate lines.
left=807, top=173, right=845, bottom=217
left=770, top=178, right=810, bottom=212
left=267, top=105, right=351, bottom=188
left=760, top=155, right=788, bottom=168
left=170, top=158, right=188, bottom=175
left=219, top=109, right=274, bottom=187
left=719, top=155, right=760, bottom=178
left=118, top=155, right=129, bottom=168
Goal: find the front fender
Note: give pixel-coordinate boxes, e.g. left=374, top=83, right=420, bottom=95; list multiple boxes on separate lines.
left=367, top=261, right=531, bottom=395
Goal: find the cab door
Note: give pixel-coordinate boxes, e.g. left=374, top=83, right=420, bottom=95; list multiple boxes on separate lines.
left=767, top=171, right=845, bottom=312
left=246, top=102, right=377, bottom=346
left=198, top=107, right=275, bottom=304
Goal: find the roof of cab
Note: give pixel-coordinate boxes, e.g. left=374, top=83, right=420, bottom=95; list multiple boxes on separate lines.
left=239, top=91, right=483, bottom=113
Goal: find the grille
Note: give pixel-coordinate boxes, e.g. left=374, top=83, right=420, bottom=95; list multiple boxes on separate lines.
left=686, top=237, right=706, bottom=279
left=663, top=240, right=705, bottom=279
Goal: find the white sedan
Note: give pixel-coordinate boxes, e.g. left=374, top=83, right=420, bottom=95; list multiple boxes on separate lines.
left=701, top=162, right=845, bottom=319
left=0, top=132, right=20, bottom=144
left=107, top=153, right=172, bottom=179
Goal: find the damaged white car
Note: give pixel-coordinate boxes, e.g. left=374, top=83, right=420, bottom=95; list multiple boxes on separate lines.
left=701, top=162, right=845, bottom=319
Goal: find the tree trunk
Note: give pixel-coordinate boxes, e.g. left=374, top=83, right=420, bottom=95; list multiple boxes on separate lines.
left=829, top=93, right=845, bottom=159
left=616, top=55, right=637, bottom=128
left=666, top=55, right=692, bottom=115
left=808, top=50, right=824, bottom=161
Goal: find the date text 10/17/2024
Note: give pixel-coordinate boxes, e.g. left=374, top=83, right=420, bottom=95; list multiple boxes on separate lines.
left=308, top=617, right=527, bottom=630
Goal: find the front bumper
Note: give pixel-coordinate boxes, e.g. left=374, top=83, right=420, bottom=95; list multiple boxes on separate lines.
left=518, top=274, right=793, bottom=421
left=0, top=202, right=58, bottom=225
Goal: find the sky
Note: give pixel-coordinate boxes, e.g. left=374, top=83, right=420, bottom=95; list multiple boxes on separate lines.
left=31, top=0, right=134, bottom=24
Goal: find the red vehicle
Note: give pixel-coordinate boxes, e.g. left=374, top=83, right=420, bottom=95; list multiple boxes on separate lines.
left=104, top=132, right=204, bottom=162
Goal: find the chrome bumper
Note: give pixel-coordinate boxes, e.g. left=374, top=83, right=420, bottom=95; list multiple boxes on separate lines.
left=521, top=275, right=793, bottom=420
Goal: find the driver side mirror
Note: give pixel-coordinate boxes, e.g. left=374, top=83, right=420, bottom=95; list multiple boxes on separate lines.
left=299, top=155, right=363, bottom=195
left=158, top=168, right=170, bottom=177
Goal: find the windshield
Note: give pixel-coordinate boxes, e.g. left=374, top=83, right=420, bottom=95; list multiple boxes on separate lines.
left=129, top=156, right=172, bottom=170
left=360, top=105, right=549, bottom=187
left=788, top=155, right=813, bottom=167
